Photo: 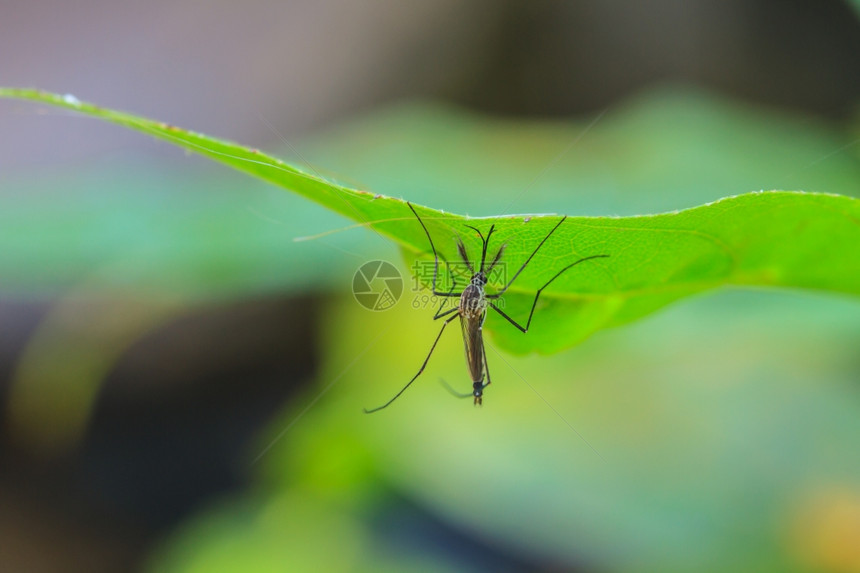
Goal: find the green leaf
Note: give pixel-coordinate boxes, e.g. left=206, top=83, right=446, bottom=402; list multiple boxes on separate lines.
left=2, top=88, right=858, bottom=354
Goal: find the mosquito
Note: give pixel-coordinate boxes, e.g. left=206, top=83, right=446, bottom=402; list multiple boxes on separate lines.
left=363, top=203, right=608, bottom=413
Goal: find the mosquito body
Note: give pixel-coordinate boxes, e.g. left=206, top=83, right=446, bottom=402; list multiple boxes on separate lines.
left=363, top=203, right=608, bottom=413
left=457, top=260, right=491, bottom=404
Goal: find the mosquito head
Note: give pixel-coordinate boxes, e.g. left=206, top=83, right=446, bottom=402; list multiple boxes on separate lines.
left=470, top=271, right=487, bottom=286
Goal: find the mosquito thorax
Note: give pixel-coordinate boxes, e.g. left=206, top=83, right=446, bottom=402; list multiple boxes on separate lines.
left=460, top=276, right=488, bottom=317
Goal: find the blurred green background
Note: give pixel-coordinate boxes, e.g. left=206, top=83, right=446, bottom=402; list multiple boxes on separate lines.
left=2, top=2, right=860, bottom=572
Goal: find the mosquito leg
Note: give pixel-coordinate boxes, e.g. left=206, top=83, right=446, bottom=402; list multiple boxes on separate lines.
left=432, top=266, right=459, bottom=320
left=481, top=337, right=492, bottom=388
left=438, top=378, right=472, bottom=399
left=489, top=301, right=527, bottom=333
left=489, top=254, right=609, bottom=333
left=408, top=202, right=462, bottom=297
left=364, top=312, right=460, bottom=413
left=434, top=306, right=460, bottom=320
left=486, top=215, right=567, bottom=298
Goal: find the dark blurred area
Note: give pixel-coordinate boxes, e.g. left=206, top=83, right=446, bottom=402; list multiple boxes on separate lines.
left=0, top=297, right=319, bottom=571
left=1, top=1, right=859, bottom=572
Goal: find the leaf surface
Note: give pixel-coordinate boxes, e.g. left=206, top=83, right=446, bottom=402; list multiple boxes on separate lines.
left=2, top=88, right=858, bottom=353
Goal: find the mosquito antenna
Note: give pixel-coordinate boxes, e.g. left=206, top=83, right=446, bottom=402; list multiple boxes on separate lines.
left=480, top=225, right=496, bottom=272
left=463, top=224, right=485, bottom=243
left=455, top=235, right=474, bottom=274
left=486, top=243, right=506, bottom=273
left=463, top=223, right=494, bottom=272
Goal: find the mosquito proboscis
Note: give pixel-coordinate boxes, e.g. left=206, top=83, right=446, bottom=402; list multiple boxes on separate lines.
left=363, top=202, right=608, bottom=413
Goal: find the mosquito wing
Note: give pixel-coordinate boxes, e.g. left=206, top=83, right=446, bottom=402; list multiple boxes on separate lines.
left=459, top=312, right=485, bottom=384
